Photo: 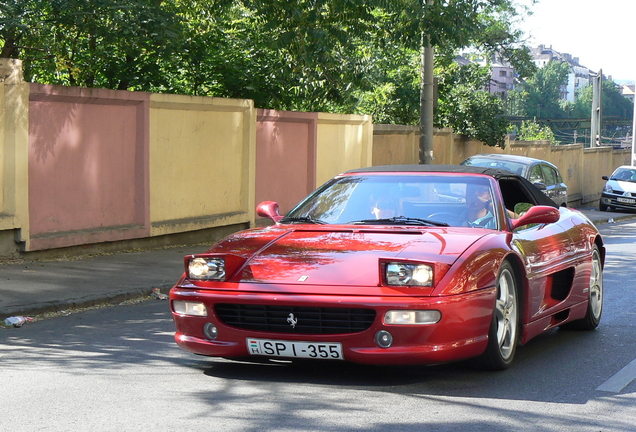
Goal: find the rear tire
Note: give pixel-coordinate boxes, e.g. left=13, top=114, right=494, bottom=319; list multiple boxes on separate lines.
left=561, top=245, right=603, bottom=331
left=470, top=261, right=519, bottom=371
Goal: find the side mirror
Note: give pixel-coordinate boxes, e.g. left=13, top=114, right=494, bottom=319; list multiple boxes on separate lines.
left=532, top=181, right=547, bottom=191
left=511, top=205, right=560, bottom=230
left=602, top=176, right=609, bottom=181
left=256, top=201, right=284, bottom=223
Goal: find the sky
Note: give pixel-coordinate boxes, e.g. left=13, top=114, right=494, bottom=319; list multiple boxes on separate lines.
left=518, top=0, right=636, bottom=82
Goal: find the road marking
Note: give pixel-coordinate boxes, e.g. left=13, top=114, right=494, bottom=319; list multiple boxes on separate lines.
left=597, top=358, right=636, bottom=393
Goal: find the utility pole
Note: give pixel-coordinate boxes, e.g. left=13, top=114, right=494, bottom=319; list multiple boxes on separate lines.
left=632, top=88, right=636, bottom=165
left=590, top=70, right=603, bottom=147
left=419, top=0, right=434, bottom=164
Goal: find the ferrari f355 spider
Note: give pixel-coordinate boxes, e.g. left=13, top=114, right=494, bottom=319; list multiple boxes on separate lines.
left=170, top=165, right=604, bottom=370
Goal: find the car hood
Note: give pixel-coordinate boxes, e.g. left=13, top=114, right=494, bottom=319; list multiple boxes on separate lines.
left=207, top=226, right=488, bottom=286
left=608, top=179, right=636, bottom=193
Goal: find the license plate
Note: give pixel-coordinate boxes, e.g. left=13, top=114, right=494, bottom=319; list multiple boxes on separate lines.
left=247, top=338, right=343, bottom=360
left=617, top=197, right=635, bottom=204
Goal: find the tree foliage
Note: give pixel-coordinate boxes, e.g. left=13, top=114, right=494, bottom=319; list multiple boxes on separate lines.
left=522, top=60, right=570, bottom=119
left=573, top=78, right=633, bottom=120
left=515, top=120, right=557, bottom=144
left=436, top=62, right=509, bottom=146
left=348, top=43, right=420, bottom=125
left=1, top=0, right=533, bottom=146
left=0, top=0, right=43, bottom=58
left=2, top=0, right=185, bottom=89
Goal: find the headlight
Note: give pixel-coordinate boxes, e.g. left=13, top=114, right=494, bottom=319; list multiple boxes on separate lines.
left=172, top=300, right=207, bottom=316
left=603, top=184, right=613, bottom=193
left=188, top=257, right=226, bottom=280
left=384, top=310, right=441, bottom=325
left=385, top=262, right=433, bottom=286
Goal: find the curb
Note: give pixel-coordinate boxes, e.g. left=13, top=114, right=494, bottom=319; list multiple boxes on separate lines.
left=0, top=285, right=172, bottom=322
left=576, top=208, right=636, bottom=226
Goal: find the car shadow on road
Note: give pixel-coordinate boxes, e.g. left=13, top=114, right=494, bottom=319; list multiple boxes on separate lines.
left=200, top=325, right=626, bottom=403
left=3, top=297, right=632, bottom=432
left=194, top=326, right=635, bottom=432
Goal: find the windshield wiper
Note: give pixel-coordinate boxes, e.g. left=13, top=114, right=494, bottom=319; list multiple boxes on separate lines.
left=349, top=216, right=449, bottom=227
left=280, top=216, right=327, bottom=225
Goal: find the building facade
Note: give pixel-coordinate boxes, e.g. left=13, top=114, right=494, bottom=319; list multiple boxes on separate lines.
left=530, top=45, right=593, bottom=103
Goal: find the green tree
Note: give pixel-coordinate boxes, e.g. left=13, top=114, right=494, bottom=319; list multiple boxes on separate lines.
left=378, top=0, right=535, bottom=153
left=2, top=0, right=533, bottom=148
left=346, top=0, right=534, bottom=146
left=523, top=60, right=570, bottom=119
left=2, top=0, right=185, bottom=90
left=504, top=88, right=529, bottom=117
left=158, top=2, right=272, bottom=100
left=572, top=78, right=633, bottom=144
left=515, top=120, right=557, bottom=144
left=226, top=0, right=381, bottom=111
left=573, top=78, right=633, bottom=120
left=435, top=62, right=509, bottom=147
left=0, top=0, right=42, bottom=58
left=349, top=44, right=420, bottom=125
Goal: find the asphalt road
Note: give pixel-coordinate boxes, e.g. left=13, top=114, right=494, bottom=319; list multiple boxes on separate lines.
left=1, top=219, right=635, bottom=431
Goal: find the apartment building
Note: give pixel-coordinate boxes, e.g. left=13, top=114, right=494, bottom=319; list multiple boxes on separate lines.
left=456, top=54, right=517, bottom=99
left=621, top=84, right=635, bottom=103
left=489, top=60, right=516, bottom=98
left=456, top=45, right=597, bottom=104
left=530, top=45, right=593, bottom=103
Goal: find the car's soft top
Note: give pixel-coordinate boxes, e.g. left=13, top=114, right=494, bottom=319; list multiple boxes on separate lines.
left=345, top=164, right=558, bottom=208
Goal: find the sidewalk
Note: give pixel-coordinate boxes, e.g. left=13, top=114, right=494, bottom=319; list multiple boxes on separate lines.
left=1, top=207, right=635, bottom=321
left=576, top=206, right=636, bottom=225
left=0, top=244, right=210, bottom=320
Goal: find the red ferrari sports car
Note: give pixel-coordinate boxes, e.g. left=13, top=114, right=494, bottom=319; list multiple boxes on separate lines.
left=170, top=165, right=604, bottom=370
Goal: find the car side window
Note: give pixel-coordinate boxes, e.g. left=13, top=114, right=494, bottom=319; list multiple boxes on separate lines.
left=541, top=165, right=557, bottom=186
left=497, top=178, right=537, bottom=217
left=529, top=165, right=544, bottom=184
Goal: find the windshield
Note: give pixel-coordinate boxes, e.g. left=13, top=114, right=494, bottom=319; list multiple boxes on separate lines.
left=612, top=168, right=636, bottom=182
left=283, top=174, right=499, bottom=229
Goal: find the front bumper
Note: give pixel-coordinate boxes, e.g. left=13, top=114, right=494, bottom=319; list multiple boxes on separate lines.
left=170, top=287, right=496, bottom=366
left=601, top=192, right=636, bottom=210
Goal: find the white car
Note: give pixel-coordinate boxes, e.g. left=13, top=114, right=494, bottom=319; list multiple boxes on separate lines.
left=600, top=165, right=636, bottom=212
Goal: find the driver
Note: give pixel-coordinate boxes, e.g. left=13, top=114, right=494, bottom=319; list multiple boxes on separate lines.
left=463, top=183, right=496, bottom=228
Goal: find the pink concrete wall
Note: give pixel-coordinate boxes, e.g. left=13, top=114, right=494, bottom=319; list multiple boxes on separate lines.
left=14, top=81, right=630, bottom=254
left=256, top=110, right=318, bottom=217
left=28, top=84, right=150, bottom=250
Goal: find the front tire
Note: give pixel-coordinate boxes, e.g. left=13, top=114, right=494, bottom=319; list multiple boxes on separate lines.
left=599, top=202, right=609, bottom=211
left=471, top=261, right=519, bottom=370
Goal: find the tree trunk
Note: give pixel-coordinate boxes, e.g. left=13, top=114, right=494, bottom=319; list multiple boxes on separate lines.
left=1, top=31, right=19, bottom=58
left=419, top=23, right=435, bottom=164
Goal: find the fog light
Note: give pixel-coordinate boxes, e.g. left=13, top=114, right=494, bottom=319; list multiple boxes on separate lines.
left=173, top=300, right=207, bottom=317
left=384, top=310, right=441, bottom=325
left=203, top=323, right=218, bottom=340
left=375, top=330, right=393, bottom=348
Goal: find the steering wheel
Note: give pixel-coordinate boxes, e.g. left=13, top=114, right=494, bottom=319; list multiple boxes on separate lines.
left=426, top=212, right=464, bottom=226
left=427, top=212, right=456, bottom=219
